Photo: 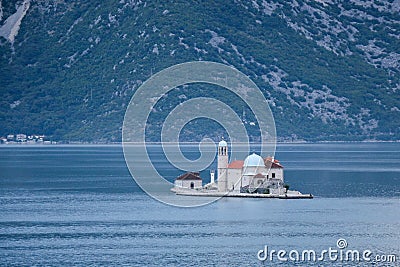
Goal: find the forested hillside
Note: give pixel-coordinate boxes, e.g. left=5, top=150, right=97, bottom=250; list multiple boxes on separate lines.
left=1, top=0, right=399, bottom=142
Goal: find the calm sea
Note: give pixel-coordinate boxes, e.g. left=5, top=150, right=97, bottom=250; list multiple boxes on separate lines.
left=0, top=143, right=399, bottom=266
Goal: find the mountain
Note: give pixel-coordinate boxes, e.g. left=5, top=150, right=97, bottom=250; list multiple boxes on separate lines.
left=1, top=0, right=399, bottom=142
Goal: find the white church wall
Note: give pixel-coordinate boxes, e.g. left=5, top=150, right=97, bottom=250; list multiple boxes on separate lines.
left=227, top=168, right=241, bottom=192
left=268, top=168, right=283, bottom=181
left=250, top=178, right=266, bottom=188
left=175, top=180, right=202, bottom=189
left=242, top=166, right=263, bottom=176
left=240, top=175, right=252, bottom=188
left=217, top=143, right=229, bottom=192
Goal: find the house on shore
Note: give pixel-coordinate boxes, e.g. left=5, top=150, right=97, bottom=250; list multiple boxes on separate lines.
left=174, top=172, right=203, bottom=189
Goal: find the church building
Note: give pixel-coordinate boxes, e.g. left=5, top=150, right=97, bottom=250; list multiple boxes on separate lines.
left=173, top=139, right=286, bottom=195
left=217, top=140, right=285, bottom=194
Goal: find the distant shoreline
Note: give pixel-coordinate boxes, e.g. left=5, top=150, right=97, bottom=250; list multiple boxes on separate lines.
left=1, top=140, right=399, bottom=146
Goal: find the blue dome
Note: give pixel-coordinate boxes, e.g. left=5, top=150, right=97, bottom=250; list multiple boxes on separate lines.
left=218, top=140, right=228, bottom=147
left=243, top=153, right=264, bottom=167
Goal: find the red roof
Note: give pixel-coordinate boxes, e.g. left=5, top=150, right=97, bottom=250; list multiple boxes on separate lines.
left=264, top=157, right=283, bottom=168
left=228, top=160, right=244, bottom=169
left=176, top=172, right=202, bottom=181
left=227, top=158, right=284, bottom=169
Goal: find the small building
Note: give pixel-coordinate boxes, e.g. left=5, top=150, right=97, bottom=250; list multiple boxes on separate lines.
left=16, top=134, right=27, bottom=142
left=174, top=172, right=203, bottom=190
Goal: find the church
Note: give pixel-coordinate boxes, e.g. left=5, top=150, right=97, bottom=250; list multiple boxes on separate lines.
left=216, top=140, right=285, bottom=194
left=174, top=139, right=286, bottom=195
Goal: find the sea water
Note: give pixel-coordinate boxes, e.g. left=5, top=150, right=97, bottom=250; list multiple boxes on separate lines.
left=0, top=143, right=399, bottom=266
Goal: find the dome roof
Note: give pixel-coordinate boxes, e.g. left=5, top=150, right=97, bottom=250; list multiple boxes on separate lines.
left=218, top=140, right=228, bottom=147
left=243, top=153, right=264, bottom=167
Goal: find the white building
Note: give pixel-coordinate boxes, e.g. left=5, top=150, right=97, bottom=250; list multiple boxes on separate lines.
left=173, top=139, right=286, bottom=195
left=16, top=134, right=27, bottom=142
left=174, top=172, right=203, bottom=190
left=217, top=139, right=228, bottom=192
left=217, top=140, right=285, bottom=194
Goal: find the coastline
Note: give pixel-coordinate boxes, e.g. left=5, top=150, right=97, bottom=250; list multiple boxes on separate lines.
left=172, top=188, right=314, bottom=199
left=1, top=140, right=400, bottom=146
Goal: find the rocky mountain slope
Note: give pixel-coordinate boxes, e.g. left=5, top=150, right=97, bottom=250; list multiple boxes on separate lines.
left=1, top=0, right=399, bottom=142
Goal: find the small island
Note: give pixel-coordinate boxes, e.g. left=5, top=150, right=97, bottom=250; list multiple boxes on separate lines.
left=171, top=140, right=313, bottom=199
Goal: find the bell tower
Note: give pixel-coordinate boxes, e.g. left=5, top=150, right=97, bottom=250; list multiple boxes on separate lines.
left=217, top=139, right=228, bottom=192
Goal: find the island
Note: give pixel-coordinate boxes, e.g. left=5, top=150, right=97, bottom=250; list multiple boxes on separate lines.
left=171, top=140, right=313, bottom=199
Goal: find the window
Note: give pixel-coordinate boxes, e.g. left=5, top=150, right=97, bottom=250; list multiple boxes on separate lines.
left=272, top=173, right=275, bottom=178
left=190, top=182, right=194, bottom=189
